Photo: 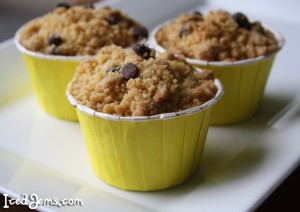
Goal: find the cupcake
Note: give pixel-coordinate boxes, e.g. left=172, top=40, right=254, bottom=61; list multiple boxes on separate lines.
left=14, top=3, right=148, bottom=121
left=149, top=10, right=284, bottom=125
left=67, top=44, right=223, bottom=191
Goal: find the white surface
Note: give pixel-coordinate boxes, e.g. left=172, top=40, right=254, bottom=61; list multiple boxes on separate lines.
left=1, top=0, right=300, bottom=211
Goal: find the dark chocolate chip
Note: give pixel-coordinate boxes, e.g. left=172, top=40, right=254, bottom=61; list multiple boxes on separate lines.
left=107, top=66, right=121, bottom=72
left=193, top=11, right=202, bottom=16
left=56, top=2, right=71, bottom=9
left=252, top=21, right=265, bottom=35
left=132, top=43, right=155, bottom=60
left=48, top=34, right=63, bottom=46
left=84, top=3, right=95, bottom=9
left=131, top=25, right=148, bottom=39
left=187, top=11, right=203, bottom=22
left=107, top=12, right=122, bottom=25
left=232, top=12, right=252, bottom=30
left=120, top=63, right=139, bottom=80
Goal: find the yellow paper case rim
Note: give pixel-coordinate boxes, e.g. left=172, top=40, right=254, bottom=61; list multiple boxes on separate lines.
left=66, top=79, right=223, bottom=121
left=148, top=19, right=284, bottom=67
left=14, top=27, right=93, bottom=61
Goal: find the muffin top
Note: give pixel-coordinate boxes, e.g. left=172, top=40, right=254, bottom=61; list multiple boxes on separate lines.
left=70, top=44, right=218, bottom=116
left=19, top=4, right=148, bottom=56
left=156, top=10, right=278, bottom=61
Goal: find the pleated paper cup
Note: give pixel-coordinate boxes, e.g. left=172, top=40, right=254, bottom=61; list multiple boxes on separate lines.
left=149, top=21, right=284, bottom=125
left=67, top=79, right=223, bottom=191
left=14, top=28, right=91, bottom=121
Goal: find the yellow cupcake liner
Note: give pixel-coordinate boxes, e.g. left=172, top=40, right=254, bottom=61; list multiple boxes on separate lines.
left=188, top=56, right=276, bottom=125
left=14, top=28, right=91, bottom=121
left=149, top=21, right=284, bottom=125
left=67, top=79, right=223, bottom=191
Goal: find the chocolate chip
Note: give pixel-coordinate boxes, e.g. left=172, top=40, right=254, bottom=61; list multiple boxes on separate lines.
left=120, top=63, right=139, bottom=80
left=187, top=12, right=203, bottom=22
left=107, top=66, right=121, bottom=72
left=132, top=43, right=155, bottom=60
left=193, top=11, right=202, bottom=16
left=56, top=2, right=71, bottom=9
left=252, top=21, right=265, bottom=35
left=131, top=24, right=148, bottom=39
left=232, top=12, right=252, bottom=30
left=48, top=34, right=63, bottom=46
left=107, top=12, right=122, bottom=25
